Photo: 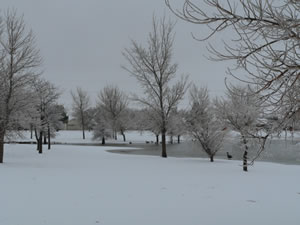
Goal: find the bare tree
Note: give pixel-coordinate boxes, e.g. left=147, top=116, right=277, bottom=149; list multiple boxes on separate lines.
left=166, top=0, right=300, bottom=117
left=185, top=85, right=227, bottom=162
left=215, top=85, right=274, bottom=171
left=45, top=104, right=64, bottom=149
left=167, top=109, right=186, bottom=144
left=116, top=108, right=131, bottom=142
left=31, top=78, right=61, bottom=153
left=138, top=107, right=162, bottom=144
left=56, top=104, right=69, bottom=130
left=92, top=106, right=111, bottom=145
left=123, top=16, right=188, bottom=157
left=279, top=79, right=300, bottom=138
left=0, top=10, right=42, bottom=163
left=85, top=107, right=97, bottom=131
left=71, top=87, right=91, bottom=140
left=97, top=85, right=128, bottom=141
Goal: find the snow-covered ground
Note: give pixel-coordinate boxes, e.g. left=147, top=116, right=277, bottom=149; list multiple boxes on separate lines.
left=12, top=130, right=160, bottom=144
left=1, top=140, right=300, bottom=225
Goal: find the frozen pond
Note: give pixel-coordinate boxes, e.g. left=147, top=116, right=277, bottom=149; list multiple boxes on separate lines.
left=107, top=138, right=300, bottom=165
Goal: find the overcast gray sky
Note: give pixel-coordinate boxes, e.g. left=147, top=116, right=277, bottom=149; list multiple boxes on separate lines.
left=2, top=0, right=231, bottom=112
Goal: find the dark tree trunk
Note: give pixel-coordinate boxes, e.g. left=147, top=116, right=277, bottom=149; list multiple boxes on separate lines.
left=30, top=124, right=33, bottom=139
left=243, top=150, right=248, bottom=172
left=48, top=135, right=51, bottom=150
left=210, top=155, right=214, bottom=162
left=38, top=131, right=43, bottom=154
left=102, top=136, right=105, bottom=145
left=121, top=130, right=126, bottom=142
left=82, top=127, right=85, bottom=140
left=161, top=129, right=167, bottom=158
left=170, top=135, right=173, bottom=144
left=48, top=125, right=51, bottom=150
left=0, top=133, right=4, bottom=163
left=177, top=135, right=180, bottom=144
left=43, top=135, right=47, bottom=144
left=156, top=134, right=159, bottom=145
left=242, top=136, right=248, bottom=172
left=81, top=113, right=86, bottom=140
left=36, top=137, right=40, bottom=151
left=34, top=129, right=39, bottom=151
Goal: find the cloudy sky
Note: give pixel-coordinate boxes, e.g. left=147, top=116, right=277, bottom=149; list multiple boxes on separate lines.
left=1, top=0, right=231, bottom=111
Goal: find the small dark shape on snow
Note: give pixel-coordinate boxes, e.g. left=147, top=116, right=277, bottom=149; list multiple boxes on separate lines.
left=226, top=152, right=232, bottom=159
left=247, top=200, right=256, bottom=203
left=145, top=141, right=150, bottom=144
left=129, top=141, right=132, bottom=144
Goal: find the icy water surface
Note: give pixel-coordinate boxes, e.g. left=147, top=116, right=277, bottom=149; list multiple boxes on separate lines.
left=107, top=138, right=300, bottom=165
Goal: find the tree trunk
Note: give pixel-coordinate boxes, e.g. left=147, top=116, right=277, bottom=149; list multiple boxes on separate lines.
left=243, top=150, right=248, bottom=172
left=48, top=135, right=51, bottom=150
left=242, top=136, right=248, bottom=172
left=122, top=132, right=126, bottom=142
left=210, top=155, right=214, bottom=162
left=177, top=135, right=180, bottom=144
left=0, top=133, right=4, bottom=163
left=43, top=135, right=47, bottom=144
left=30, top=124, right=33, bottom=139
left=156, top=134, right=159, bottom=145
left=34, top=129, right=39, bottom=151
left=161, top=129, right=167, bottom=158
left=102, top=136, right=105, bottom=145
left=48, top=125, right=51, bottom=150
left=38, top=131, right=43, bottom=154
left=81, top=113, right=86, bottom=140
left=82, top=127, right=85, bottom=140
left=37, top=139, right=40, bottom=151
left=170, top=135, right=173, bottom=144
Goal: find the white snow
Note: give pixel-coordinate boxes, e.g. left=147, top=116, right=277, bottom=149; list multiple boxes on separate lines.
left=1, top=139, right=300, bottom=225
left=13, top=130, right=160, bottom=144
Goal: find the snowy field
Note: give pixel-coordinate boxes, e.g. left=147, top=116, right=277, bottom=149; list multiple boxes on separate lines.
left=10, top=130, right=159, bottom=144
left=1, top=132, right=300, bottom=225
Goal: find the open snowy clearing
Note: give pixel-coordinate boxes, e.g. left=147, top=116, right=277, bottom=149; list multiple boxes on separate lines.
left=1, top=143, right=300, bottom=225
left=11, top=130, right=160, bottom=144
